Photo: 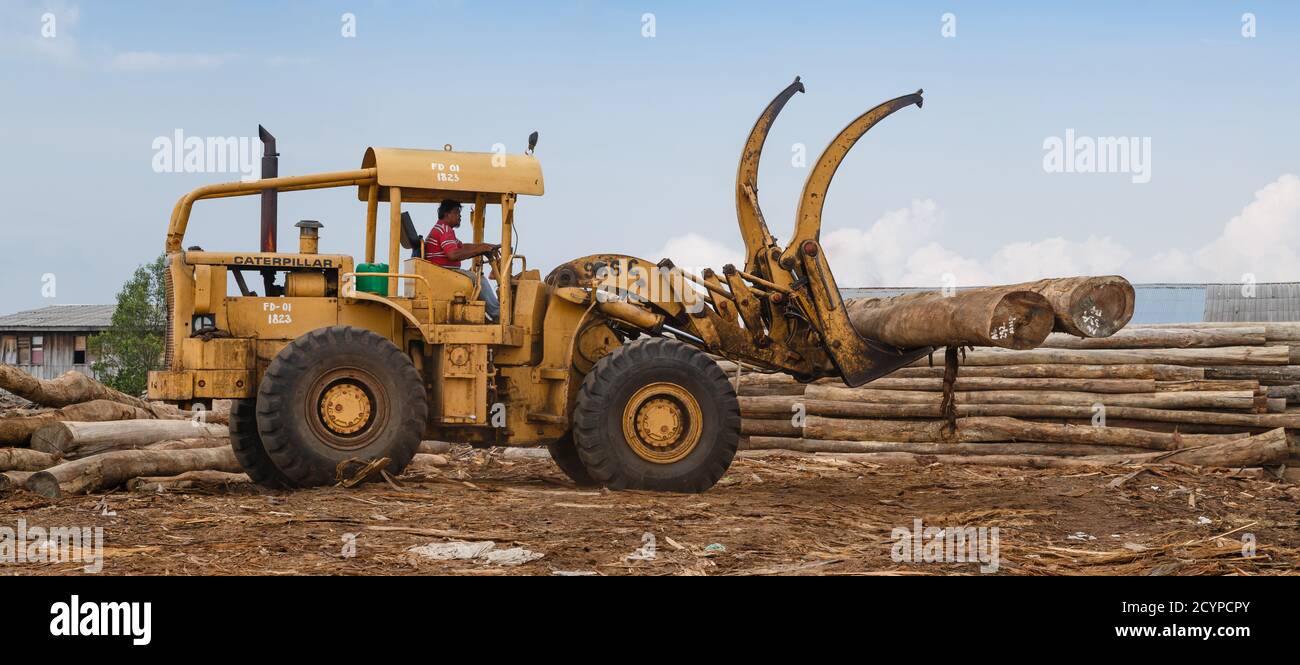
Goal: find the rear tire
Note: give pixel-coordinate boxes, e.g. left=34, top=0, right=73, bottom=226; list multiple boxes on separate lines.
left=257, top=326, right=428, bottom=487
left=572, top=337, right=739, bottom=492
left=229, top=398, right=293, bottom=489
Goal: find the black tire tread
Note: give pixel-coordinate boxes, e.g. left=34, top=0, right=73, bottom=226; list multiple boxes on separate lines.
left=571, top=337, right=740, bottom=492
left=256, top=326, right=427, bottom=487
left=229, top=398, right=293, bottom=488
left=546, top=433, right=600, bottom=487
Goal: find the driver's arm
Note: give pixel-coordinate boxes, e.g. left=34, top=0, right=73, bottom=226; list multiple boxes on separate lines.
left=443, top=243, right=499, bottom=262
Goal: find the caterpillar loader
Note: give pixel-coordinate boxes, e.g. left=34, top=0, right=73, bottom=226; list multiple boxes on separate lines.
left=147, top=78, right=932, bottom=492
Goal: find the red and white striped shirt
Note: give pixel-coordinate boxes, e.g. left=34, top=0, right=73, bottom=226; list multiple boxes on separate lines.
left=423, top=221, right=462, bottom=267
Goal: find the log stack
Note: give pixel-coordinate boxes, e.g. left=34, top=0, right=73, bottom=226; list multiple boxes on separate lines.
left=1, top=366, right=244, bottom=497
left=727, top=321, right=1300, bottom=474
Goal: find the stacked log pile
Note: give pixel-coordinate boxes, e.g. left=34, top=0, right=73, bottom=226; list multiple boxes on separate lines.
left=728, top=320, right=1300, bottom=474
left=0, top=366, right=242, bottom=498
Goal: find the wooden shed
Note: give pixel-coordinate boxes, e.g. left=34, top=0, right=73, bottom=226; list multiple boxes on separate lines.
left=0, top=304, right=114, bottom=380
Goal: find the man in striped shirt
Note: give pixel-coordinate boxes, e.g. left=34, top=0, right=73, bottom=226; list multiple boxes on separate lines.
left=424, top=200, right=501, bottom=320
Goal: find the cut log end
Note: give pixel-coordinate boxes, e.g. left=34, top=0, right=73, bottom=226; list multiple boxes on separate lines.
left=1067, top=280, right=1135, bottom=338
left=989, top=291, right=1056, bottom=349
left=24, top=471, right=63, bottom=499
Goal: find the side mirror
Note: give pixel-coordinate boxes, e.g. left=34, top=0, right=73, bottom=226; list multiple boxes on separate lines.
left=526, top=131, right=539, bottom=155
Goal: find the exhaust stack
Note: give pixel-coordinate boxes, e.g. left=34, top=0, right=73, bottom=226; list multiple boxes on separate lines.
left=258, top=125, right=281, bottom=295
left=258, top=125, right=278, bottom=252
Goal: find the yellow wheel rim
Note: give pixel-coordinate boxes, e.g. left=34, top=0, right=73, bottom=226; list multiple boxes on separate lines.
left=621, top=382, right=703, bottom=464
left=319, top=382, right=373, bottom=435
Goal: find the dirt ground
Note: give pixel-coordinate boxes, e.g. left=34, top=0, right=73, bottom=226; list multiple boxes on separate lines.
left=3, top=447, right=1298, bottom=576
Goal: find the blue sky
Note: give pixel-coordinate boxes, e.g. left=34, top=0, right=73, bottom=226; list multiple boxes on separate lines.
left=1, top=0, right=1298, bottom=312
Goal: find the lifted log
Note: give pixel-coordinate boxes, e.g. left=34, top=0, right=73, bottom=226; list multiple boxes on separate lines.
left=844, top=287, right=1054, bottom=349
left=1007, top=276, right=1135, bottom=338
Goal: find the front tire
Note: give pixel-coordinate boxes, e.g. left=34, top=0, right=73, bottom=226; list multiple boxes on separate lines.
left=256, top=326, right=428, bottom=487
left=572, top=338, right=740, bottom=492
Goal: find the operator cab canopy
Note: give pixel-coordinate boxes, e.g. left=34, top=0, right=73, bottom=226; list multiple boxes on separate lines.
left=358, top=146, right=544, bottom=204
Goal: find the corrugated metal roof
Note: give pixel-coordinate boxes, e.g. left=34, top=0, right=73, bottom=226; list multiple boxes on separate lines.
left=0, top=304, right=115, bottom=330
left=1205, top=283, right=1300, bottom=322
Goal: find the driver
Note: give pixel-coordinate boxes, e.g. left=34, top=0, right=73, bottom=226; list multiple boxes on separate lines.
left=424, top=199, right=501, bottom=320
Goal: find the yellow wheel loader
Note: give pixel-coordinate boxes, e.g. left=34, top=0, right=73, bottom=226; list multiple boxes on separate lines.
left=148, top=78, right=932, bottom=492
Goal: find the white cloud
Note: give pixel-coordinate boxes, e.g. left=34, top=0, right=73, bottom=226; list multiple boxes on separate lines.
left=1186, top=174, right=1300, bottom=282
left=651, top=232, right=744, bottom=275
left=825, top=202, right=1132, bottom=286
left=106, top=51, right=238, bottom=72
left=651, top=174, right=1300, bottom=287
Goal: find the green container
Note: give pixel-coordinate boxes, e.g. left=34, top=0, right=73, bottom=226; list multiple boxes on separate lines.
left=356, top=263, right=389, bottom=296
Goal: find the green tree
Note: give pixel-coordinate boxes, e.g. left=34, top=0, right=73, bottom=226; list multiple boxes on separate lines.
left=90, top=255, right=168, bottom=396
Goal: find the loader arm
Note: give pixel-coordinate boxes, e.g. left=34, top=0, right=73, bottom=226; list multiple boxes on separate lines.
left=780, top=89, right=932, bottom=386
left=780, top=89, right=924, bottom=269
left=552, top=83, right=932, bottom=386
left=736, top=76, right=804, bottom=279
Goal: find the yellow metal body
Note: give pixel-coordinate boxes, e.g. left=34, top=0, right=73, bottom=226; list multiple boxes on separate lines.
left=150, top=81, right=934, bottom=454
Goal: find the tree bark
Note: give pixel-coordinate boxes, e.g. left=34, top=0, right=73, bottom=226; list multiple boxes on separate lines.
left=741, top=436, right=1149, bottom=457
left=0, top=447, right=58, bottom=471
left=143, top=437, right=231, bottom=451
left=0, top=364, right=154, bottom=410
left=1017, top=417, right=1271, bottom=437
left=1266, top=384, right=1300, bottom=404
left=913, top=345, right=1289, bottom=367
left=0, top=400, right=156, bottom=446
left=30, top=420, right=230, bottom=459
left=883, top=363, right=1204, bottom=381
left=1005, top=276, right=1135, bottom=338
left=0, top=470, right=35, bottom=491
left=738, top=395, right=1300, bottom=429
left=804, top=385, right=1257, bottom=410
left=736, top=373, right=1160, bottom=393
left=1040, top=327, right=1264, bottom=349
left=126, top=470, right=251, bottom=492
left=843, top=287, right=1055, bottom=349
left=796, top=415, right=1240, bottom=450
left=25, top=446, right=242, bottom=498
left=1129, top=321, right=1300, bottom=342
left=1155, top=380, right=1259, bottom=392
left=739, top=428, right=1288, bottom=469
left=1203, top=365, right=1300, bottom=382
